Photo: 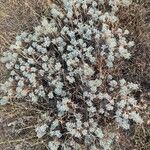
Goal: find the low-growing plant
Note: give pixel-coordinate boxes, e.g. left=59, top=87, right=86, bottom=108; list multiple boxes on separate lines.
left=0, top=0, right=145, bottom=149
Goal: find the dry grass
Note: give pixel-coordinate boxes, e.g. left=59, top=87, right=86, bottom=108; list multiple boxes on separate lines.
left=0, top=0, right=149, bottom=150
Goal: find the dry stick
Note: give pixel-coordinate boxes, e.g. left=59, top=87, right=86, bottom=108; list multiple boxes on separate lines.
left=0, top=34, right=10, bottom=45
left=0, top=136, right=37, bottom=145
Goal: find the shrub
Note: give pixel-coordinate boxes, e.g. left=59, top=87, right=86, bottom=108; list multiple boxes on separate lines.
left=0, top=0, right=144, bottom=149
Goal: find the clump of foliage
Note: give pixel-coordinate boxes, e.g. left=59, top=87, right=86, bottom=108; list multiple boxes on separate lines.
left=0, top=0, right=144, bottom=149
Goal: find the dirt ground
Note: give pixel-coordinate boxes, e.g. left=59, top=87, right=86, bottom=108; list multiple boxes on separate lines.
left=0, top=0, right=149, bottom=150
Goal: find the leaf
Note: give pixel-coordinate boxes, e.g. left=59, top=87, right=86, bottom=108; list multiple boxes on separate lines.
left=0, top=98, right=8, bottom=106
